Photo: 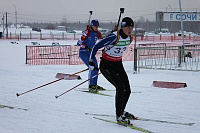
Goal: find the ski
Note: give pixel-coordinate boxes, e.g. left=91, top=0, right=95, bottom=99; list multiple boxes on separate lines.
left=0, top=104, right=28, bottom=111
left=137, top=117, right=195, bottom=126
left=76, top=88, right=142, bottom=93
left=93, top=116, right=153, bottom=133
left=79, top=90, right=113, bottom=97
left=86, top=113, right=195, bottom=126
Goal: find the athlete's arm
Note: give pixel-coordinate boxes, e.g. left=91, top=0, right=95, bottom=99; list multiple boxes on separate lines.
left=90, top=33, right=117, bottom=60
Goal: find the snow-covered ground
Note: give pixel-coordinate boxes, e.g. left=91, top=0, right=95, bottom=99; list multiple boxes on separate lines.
left=0, top=40, right=200, bottom=133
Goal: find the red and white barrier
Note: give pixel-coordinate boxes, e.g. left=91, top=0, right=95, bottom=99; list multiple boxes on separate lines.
left=26, top=45, right=135, bottom=65
left=153, top=81, right=187, bottom=89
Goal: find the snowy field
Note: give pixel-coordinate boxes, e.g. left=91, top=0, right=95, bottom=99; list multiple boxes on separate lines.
left=0, top=40, right=200, bottom=133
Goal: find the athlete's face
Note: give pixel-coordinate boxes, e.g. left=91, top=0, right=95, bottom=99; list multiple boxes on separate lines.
left=122, top=26, right=134, bottom=36
left=91, top=26, right=99, bottom=31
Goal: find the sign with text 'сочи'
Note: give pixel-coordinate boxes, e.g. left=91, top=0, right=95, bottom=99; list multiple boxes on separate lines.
left=163, top=12, right=200, bottom=21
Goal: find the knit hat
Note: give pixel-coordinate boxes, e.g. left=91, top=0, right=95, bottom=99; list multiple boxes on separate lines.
left=121, top=17, right=134, bottom=27
left=91, top=19, right=99, bottom=26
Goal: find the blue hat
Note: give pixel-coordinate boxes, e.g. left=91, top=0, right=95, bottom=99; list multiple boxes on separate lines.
left=91, top=19, right=99, bottom=26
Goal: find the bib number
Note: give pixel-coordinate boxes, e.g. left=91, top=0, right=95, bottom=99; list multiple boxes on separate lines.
left=114, top=47, right=126, bottom=54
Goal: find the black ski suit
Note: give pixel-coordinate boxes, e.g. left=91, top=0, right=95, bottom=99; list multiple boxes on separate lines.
left=89, top=29, right=131, bottom=117
left=100, top=59, right=131, bottom=117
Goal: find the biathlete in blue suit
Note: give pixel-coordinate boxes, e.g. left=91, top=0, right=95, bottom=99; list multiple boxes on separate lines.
left=77, top=19, right=105, bottom=92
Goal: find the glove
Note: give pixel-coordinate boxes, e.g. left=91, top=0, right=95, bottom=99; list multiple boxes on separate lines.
left=85, top=45, right=92, bottom=51
left=89, top=59, right=99, bottom=71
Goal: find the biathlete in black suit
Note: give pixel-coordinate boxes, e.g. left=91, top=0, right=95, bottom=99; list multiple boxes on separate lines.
left=88, top=17, right=137, bottom=124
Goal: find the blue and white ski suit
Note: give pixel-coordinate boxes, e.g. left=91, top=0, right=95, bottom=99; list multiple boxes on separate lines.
left=77, top=27, right=102, bottom=85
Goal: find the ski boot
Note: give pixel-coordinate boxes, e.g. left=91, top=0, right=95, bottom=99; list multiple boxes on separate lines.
left=95, top=85, right=106, bottom=91
left=116, top=114, right=130, bottom=125
left=88, top=85, right=98, bottom=93
left=123, top=111, right=138, bottom=120
left=89, top=85, right=106, bottom=91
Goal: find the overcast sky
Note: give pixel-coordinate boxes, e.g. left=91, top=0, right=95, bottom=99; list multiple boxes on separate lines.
left=0, top=0, right=200, bottom=23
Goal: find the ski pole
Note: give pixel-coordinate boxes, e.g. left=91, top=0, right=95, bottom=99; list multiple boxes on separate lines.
left=16, top=68, right=89, bottom=97
left=117, top=8, right=125, bottom=27
left=112, top=8, right=125, bottom=32
left=88, top=11, right=93, bottom=26
left=55, top=73, right=102, bottom=99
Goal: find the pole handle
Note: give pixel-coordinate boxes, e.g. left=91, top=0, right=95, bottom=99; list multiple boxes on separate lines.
left=88, top=10, right=93, bottom=26
left=116, top=8, right=124, bottom=27
left=112, top=8, right=125, bottom=32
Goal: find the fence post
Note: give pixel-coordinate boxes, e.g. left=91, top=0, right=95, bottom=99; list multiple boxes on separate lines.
left=20, top=31, right=22, bottom=40
left=40, top=32, right=42, bottom=40
left=171, top=35, right=173, bottom=42
left=26, top=46, right=28, bottom=64
left=174, top=33, right=176, bottom=40
left=69, top=45, right=72, bottom=65
left=10, top=32, right=11, bottom=40
left=30, top=31, right=32, bottom=40
left=164, top=43, right=167, bottom=58
left=178, top=46, right=182, bottom=67
left=133, top=48, right=137, bottom=72
left=51, top=32, right=54, bottom=41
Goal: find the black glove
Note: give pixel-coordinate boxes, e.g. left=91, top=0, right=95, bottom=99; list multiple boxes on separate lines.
left=85, top=45, right=92, bottom=51
left=89, top=59, right=99, bottom=71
